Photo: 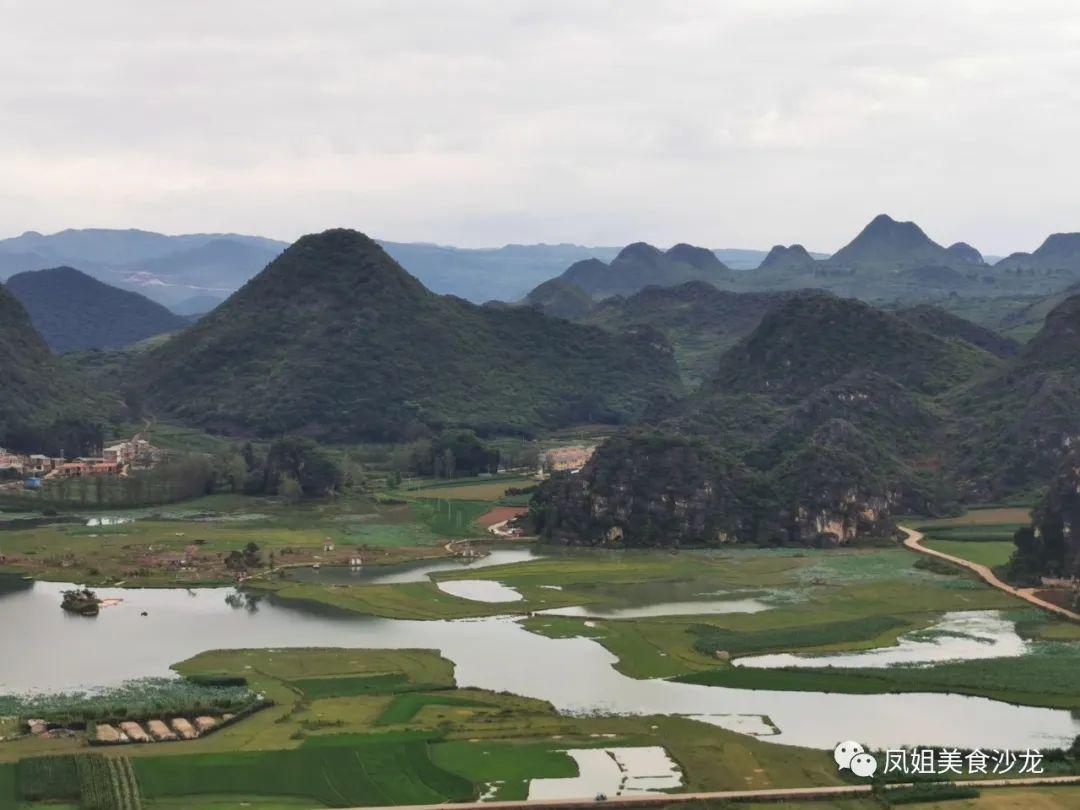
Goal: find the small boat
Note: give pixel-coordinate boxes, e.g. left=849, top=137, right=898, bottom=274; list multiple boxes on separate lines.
left=61, top=587, right=101, bottom=616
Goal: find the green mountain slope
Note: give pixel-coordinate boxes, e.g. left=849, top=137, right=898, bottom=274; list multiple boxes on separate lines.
left=522, top=277, right=594, bottom=319
left=138, top=229, right=683, bottom=441
left=533, top=294, right=1000, bottom=548
left=756, top=244, right=817, bottom=273
left=829, top=214, right=958, bottom=268
left=6, top=267, right=188, bottom=353
left=995, top=233, right=1080, bottom=272
left=955, top=294, right=1080, bottom=498
left=0, top=283, right=112, bottom=453
left=894, top=304, right=1018, bottom=358
left=705, top=293, right=994, bottom=403
left=579, top=282, right=794, bottom=387
left=551, top=242, right=731, bottom=299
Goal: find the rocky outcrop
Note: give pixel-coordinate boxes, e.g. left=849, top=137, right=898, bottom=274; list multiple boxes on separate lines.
left=532, top=433, right=752, bottom=548
left=531, top=427, right=904, bottom=549
left=1029, top=450, right=1080, bottom=579
left=530, top=295, right=979, bottom=549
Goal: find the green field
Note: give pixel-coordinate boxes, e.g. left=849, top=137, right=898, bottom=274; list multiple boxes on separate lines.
left=0, top=493, right=488, bottom=586
left=924, top=539, right=1016, bottom=568
left=431, top=740, right=577, bottom=800
left=134, top=735, right=473, bottom=807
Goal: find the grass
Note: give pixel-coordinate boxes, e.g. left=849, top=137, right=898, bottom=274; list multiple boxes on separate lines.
left=144, top=796, right=321, bottom=809
left=15, top=754, right=81, bottom=801
left=691, top=615, right=909, bottom=657
left=923, top=539, right=1016, bottom=569
left=292, top=673, right=442, bottom=700
left=134, top=735, right=473, bottom=807
left=403, top=476, right=534, bottom=501
left=0, top=494, right=476, bottom=586
left=431, top=740, right=578, bottom=800
left=77, top=754, right=142, bottom=810
left=678, top=622, right=1080, bottom=710
left=0, top=763, right=15, bottom=808
left=913, top=507, right=1032, bottom=527
left=375, top=694, right=492, bottom=725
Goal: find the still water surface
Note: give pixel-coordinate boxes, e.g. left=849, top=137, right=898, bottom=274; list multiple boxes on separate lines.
left=284, top=548, right=541, bottom=585
left=738, top=611, right=1029, bottom=669
left=0, top=575, right=1076, bottom=750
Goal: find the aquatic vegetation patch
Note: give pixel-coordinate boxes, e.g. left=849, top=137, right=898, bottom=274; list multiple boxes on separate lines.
left=691, top=615, right=908, bottom=657
left=0, top=677, right=255, bottom=723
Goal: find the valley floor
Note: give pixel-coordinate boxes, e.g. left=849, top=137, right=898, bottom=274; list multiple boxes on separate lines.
left=2, top=486, right=1078, bottom=809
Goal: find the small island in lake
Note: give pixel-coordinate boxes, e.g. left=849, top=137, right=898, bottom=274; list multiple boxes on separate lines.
left=61, top=587, right=101, bottom=616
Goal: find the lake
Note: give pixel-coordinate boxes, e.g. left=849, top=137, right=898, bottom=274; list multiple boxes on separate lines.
left=1, top=575, right=1077, bottom=751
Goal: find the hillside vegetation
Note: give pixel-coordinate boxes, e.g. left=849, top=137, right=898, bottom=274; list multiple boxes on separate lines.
left=0, top=283, right=113, bottom=453
left=534, top=293, right=1003, bottom=548
left=580, top=282, right=795, bottom=386
left=6, top=267, right=188, bottom=353
left=138, top=229, right=683, bottom=441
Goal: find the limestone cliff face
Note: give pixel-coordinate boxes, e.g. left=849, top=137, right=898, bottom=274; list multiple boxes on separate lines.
left=531, top=433, right=751, bottom=548
left=1033, top=450, right=1080, bottom=578
left=531, top=430, right=899, bottom=548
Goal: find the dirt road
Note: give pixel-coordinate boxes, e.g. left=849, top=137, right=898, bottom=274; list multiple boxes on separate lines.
left=899, top=525, right=1080, bottom=622
left=346, top=775, right=1080, bottom=810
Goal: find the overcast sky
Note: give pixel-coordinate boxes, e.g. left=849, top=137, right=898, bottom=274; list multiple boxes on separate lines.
left=2, top=1, right=1079, bottom=254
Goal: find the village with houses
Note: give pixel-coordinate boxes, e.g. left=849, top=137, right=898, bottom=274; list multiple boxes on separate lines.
left=0, top=435, right=163, bottom=490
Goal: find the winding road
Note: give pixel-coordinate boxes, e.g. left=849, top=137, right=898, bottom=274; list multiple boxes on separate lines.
left=898, top=526, right=1080, bottom=622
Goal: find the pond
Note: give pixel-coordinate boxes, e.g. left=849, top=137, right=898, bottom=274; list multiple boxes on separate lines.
left=527, top=747, right=682, bottom=799
left=0, top=576, right=1077, bottom=751
left=737, top=611, right=1029, bottom=669
left=436, top=580, right=523, bottom=602
left=283, top=548, right=543, bottom=585
left=537, top=598, right=771, bottom=619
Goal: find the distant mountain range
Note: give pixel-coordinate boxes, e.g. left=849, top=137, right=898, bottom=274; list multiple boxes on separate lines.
left=524, top=214, right=1080, bottom=306
left=0, top=229, right=823, bottom=308
left=5, top=267, right=189, bottom=353
left=0, top=229, right=287, bottom=310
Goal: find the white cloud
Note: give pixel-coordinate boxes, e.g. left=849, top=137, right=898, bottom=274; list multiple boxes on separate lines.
left=0, top=0, right=1079, bottom=253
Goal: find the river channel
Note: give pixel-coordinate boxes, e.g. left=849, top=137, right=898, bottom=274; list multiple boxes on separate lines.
left=1, top=572, right=1076, bottom=751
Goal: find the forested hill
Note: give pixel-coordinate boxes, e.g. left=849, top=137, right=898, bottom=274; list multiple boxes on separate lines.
left=532, top=294, right=1004, bottom=549
left=6, top=267, right=188, bottom=353
left=0, top=283, right=112, bottom=453
left=138, top=229, right=683, bottom=441
left=954, top=293, right=1080, bottom=498
left=580, top=282, right=795, bottom=387
left=546, top=241, right=732, bottom=299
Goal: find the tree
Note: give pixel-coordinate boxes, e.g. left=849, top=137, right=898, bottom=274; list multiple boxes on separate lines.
left=442, top=448, right=456, bottom=479
left=278, top=473, right=302, bottom=503
left=263, top=437, right=342, bottom=497
left=223, top=454, right=248, bottom=493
